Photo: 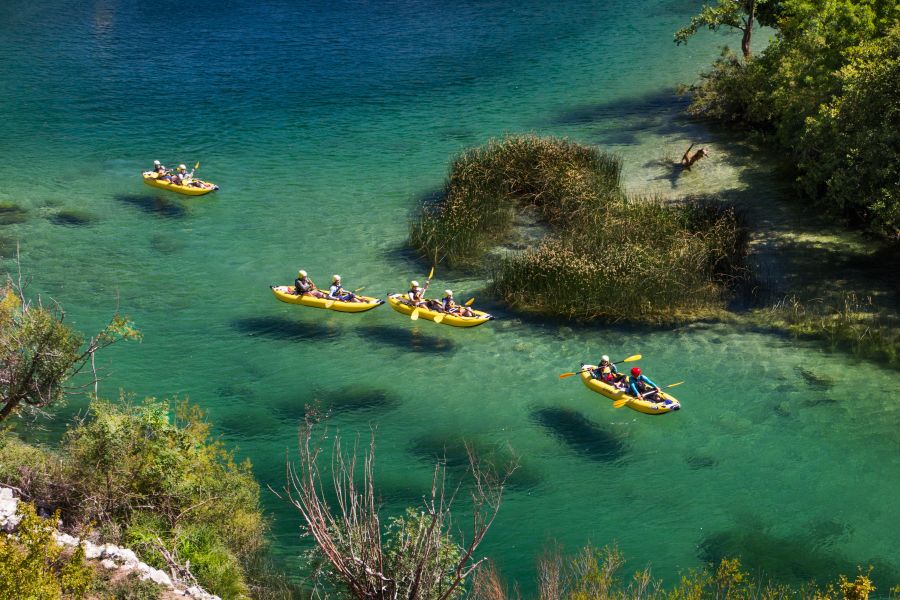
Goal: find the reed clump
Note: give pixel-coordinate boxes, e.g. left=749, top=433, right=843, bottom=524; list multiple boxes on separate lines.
left=748, top=293, right=899, bottom=366
left=409, top=135, right=623, bottom=267
left=409, top=135, right=749, bottom=324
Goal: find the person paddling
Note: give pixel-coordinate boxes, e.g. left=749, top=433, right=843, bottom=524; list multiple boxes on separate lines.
left=591, top=355, right=618, bottom=382
left=628, top=367, right=661, bottom=402
left=441, top=290, right=474, bottom=317
left=294, top=270, right=325, bottom=298
left=328, top=275, right=364, bottom=303
left=405, top=280, right=427, bottom=307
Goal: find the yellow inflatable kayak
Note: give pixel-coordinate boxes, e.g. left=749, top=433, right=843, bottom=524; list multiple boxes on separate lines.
left=270, top=285, right=383, bottom=313
left=387, top=294, right=494, bottom=327
left=142, top=172, right=219, bottom=196
left=579, top=365, right=681, bottom=415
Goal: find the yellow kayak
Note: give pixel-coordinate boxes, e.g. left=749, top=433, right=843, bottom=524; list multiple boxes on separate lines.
left=387, top=294, right=494, bottom=327
left=579, top=364, right=681, bottom=415
left=270, top=285, right=383, bottom=313
left=142, top=172, right=218, bottom=196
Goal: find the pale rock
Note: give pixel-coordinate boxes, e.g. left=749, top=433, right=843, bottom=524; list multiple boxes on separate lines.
left=99, top=542, right=120, bottom=558
left=54, top=532, right=79, bottom=547
left=83, top=541, right=103, bottom=559
left=147, top=567, right=173, bottom=588
left=100, top=558, right=118, bottom=570
left=137, top=562, right=153, bottom=575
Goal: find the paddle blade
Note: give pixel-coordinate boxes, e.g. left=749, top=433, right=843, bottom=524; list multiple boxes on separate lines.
left=324, top=300, right=335, bottom=309
left=621, top=354, right=641, bottom=363
left=428, top=266, right=434, bottom=280
left=559, top=372, right=577, bottom=379
left=353, top=286, right=366, bottom=293
left=194, top=161, right=200, bottom=169
left=664, top=381, right=684, bottom=389
left=464, top=297, right=475, bottom=306
left=613, top=397, right=630, bottom=408
left=410, top=308, right=420, bottom=321
left=433, top=313, right=445, bottom=323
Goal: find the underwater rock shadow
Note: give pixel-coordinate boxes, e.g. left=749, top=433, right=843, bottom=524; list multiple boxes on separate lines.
left=356, top=324, right=458, bottom=354
left=408, top=434, right=544, bottom=492
left=231, top=316, right=337, bottom=342
left=531, top=407, right=627, bottom=463
left=115, top=193, right=187, bottom=219
left=699, top=523, right=900, bottom=589
left=270, top=384, right=401, bottom=424
left=48, top=209, right=96, bottom=227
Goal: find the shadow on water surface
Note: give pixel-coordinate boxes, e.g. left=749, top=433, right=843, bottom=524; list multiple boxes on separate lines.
left=115, top=193, right=187, bottom=219
left=531, top=407, right=627, bottom=463
left=270, top=384, right=400, bottom=425
left=699, top=520, right=899, bottom=589
left=0, top=202, right=28, bottom=225
left=231, top=316, right=338, bottom=342
left=356, top=324, right=458, bottom=354
left=408, top=434, right=543, bottom=492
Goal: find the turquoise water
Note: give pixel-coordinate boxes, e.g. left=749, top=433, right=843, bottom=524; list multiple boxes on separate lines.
left=2, top=0, right=899, bottom=592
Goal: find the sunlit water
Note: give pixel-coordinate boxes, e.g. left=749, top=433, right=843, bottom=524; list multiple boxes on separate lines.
left=1, top=0, right=898, bottom=592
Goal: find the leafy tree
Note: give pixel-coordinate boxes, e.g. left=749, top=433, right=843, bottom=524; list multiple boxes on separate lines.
left=0, top=278, right=140, bottom=422
left=674, top=0, right=767, bottom=59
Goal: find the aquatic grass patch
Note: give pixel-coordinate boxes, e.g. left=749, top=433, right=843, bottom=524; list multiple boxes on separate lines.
left=409, top=135, right=623, bottom=267
left=409, top=136, right=749, bottom=324
left=356, top=324, right=458, bottom=354
left=490, top=196, right=749, bottom=324
left=747, top=293, right=899, bottom=366
left=0, top=202, right=28, bottom=225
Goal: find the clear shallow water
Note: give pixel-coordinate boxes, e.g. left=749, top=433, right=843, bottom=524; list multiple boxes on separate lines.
left=2, top=0, right=898, bottom=592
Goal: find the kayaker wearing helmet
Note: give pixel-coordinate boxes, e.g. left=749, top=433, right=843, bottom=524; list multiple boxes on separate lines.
left=628, top=367, right=661, bottom=401
left=441, top=290, right=474, bottom=317
left=152, top=160, right=168, bottom=177
left=592, top=355, right=618, bottom=382
left=405, top=280, right=427, bottom=307
left=172, top=163, right=193, bottom=185
left=294, top=270, right=325, bottom=298
left=328, top=275, right=364, bottom=303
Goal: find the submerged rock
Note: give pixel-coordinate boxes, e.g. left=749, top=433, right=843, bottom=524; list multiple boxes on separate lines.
left=0, top=202, right=27, bottom=225
left=48, top=208, right=95, bottom=227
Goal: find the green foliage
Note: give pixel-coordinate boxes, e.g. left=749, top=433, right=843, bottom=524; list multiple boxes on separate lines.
left=798, top=27, right=900, bottom=237
left=410, top=137, right=748, bottom=323
left=92, top=571, right=162, bottom=600
left=0, top=279, right=140, bottom=422
left=0, top=502, right=94, bottom=600
left=382, top=508, right=465, bottom=600
left=1, top=397, right=268, bottom=598
left=409, top=135, right=623, bottom=267
left=747, top=293, right=899, bottom=365
left=680, top=0, right=900, bottom=237
left=489, top=195, right=748, bottom=324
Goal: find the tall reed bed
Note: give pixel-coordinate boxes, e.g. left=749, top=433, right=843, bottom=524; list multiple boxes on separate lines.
left=409, top=135, right=622, bottom=267
left=489, top=197, right=748, bottom=323
left=409, top=136, right=749, bottom=323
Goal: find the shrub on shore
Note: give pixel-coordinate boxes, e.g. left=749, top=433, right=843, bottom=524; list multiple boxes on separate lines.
left=0, top=397, right=270, bottom=598
left=409, top=136, right=749, bottom=324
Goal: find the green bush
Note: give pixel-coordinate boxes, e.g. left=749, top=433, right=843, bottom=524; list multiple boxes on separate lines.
left=1, top=397, right=269, bottom=598
left=0, top=501, right=94, bottom=600
left=681, top=1, right=900, bottom=237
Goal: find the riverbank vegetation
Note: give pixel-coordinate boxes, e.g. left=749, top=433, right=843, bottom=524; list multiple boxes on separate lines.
left=0, top=397, right=282, bottom=598
left=676, top=0, right=899, bottom=239
left=409, top=136, right=749, bottom=324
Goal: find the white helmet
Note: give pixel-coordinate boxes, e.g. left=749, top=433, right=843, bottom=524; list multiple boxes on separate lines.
left=178, top=164, right=187, bottom=170
left=153, top=160, right=161, bottom=166
left=298, top=270, right=307, bottom=278
left=601, top=355, right=610, bottom=362
left=411, top=280, right=420, bottom=287
left=333, top=274, right=341, bottom=282
left=444, top=289, right=453, bottom=297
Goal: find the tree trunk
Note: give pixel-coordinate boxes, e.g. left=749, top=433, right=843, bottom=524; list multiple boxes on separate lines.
left=741, top=0, right=756, bottom=59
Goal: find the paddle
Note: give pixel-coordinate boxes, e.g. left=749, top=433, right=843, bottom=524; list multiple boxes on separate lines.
left=464, top=297, right=475, bottom=306
left=613, top=381, right=684, bottom=408
left=558, top=354, right=641, bottom=379
left=433, top=313, right=445, bottom=323
left=410, top=266, right=435, bottom=321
